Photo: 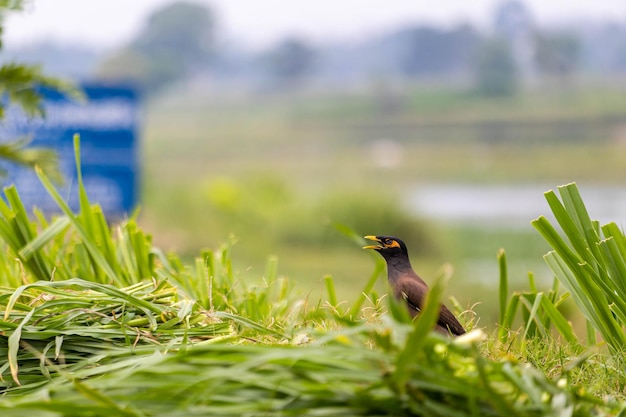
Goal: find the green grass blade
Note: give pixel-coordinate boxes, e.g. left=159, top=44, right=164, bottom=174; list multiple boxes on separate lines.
left=35, top=166, right=121, bottom=284
left=498, top=248, right=508, bottom=336
left=532, top=216, right=582, bottom=273
left=7, top=308, right=36, bottom=385
left=521, top=293, right=545, bottom=341
left=537, top=296, right=578, bottom=346
left=324, top=275, right=338, bottom=308
left=73, top=135, right=96, bottom=236
left=18, top=216, right=70, bottom=260
left=543, top=190, right=590, bottom=258
left=501, top=293, right=520, bottom=337
left=598, top=228, right=626, bottom=297
left=585, top=321, right=597, bottom=346
left=348, top=253, right=384, bottom=319
left=0, top=186, right=52, bottom=281
left=558, top=183, right=602, bottom=262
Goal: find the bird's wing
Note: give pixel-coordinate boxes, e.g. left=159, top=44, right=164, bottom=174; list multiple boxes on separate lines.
left=393, top=276, right=426, bottom=317
left=394, top=276, right=466, bottom=335
left=437, top=303, right=466, bottom=336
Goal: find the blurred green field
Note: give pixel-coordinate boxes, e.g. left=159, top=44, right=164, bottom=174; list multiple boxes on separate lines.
left=138, top=81, right=626, bottom=327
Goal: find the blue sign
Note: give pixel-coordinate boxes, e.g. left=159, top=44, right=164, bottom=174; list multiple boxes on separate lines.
left=0, top=84, right=140, bottom=217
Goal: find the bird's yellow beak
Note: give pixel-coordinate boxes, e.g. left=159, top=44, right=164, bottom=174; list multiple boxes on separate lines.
left=363, top=235, right=401, bottom=250
left=362, top=235, right=382, bottom=250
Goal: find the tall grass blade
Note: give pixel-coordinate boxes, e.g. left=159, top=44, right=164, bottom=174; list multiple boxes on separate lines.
left=501, top=293, right=520, bottom=336
left=539, top=296, right=578, bottom=345
left=35, top=166, right=121, bottom=284
left=498, top=248, right=508, bottom=341
left=521, top=293, right=546, bottom=341
left=544, top=189, right=594, bottom=265
left=558, top=183, right=602, bottom=263
left=73, top=134, right=96, bottom=240
left=324, top=275, right=338, bottom=308
left=8, top=308, right=36, bottom=385
left=348, top=252, right=384, bottom=320
left=0, top=186, right=53, bottom=281
left=18, top=216, right=70, bottom=260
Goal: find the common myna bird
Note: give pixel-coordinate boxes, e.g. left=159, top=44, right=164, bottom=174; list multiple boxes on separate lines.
left=363, top=235, right=466, bottom=336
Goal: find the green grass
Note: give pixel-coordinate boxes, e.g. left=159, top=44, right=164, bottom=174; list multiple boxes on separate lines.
left=532, top=183, right=626, bottom=353
left=1, top=138, right=626, bottom=415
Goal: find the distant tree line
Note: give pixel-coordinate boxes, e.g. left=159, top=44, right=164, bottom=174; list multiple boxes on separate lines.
left=88, top=1, right=626, bottom=97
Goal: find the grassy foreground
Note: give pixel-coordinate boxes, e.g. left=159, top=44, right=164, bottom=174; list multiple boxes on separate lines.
left=1, top=140, right=626, bottom=415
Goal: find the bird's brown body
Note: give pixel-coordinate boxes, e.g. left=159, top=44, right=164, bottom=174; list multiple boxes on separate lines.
left=364, top=235, right=466, bottom=336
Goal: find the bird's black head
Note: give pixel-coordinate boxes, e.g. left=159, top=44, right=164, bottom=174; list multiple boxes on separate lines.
left=363, top=235, right=409, bottom=260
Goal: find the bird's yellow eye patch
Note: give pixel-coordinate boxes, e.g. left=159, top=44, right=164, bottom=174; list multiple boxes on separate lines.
left=385, top=240, right=401, bottom=249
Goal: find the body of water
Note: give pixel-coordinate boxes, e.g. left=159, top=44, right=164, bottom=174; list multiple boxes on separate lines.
left=409, top=184, right=626, bottom=227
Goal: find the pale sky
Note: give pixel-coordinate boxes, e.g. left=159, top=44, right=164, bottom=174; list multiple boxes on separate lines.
left=5, top=0, right=626, bottom=50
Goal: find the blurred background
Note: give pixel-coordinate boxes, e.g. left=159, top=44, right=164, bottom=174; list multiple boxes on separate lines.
left=4, top=0, right=626, bottom=326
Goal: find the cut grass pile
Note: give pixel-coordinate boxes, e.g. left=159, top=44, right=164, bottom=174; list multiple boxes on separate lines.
left=0, top=138, right=625, bottom=415
left=0, top=325, right=611, bottom=417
